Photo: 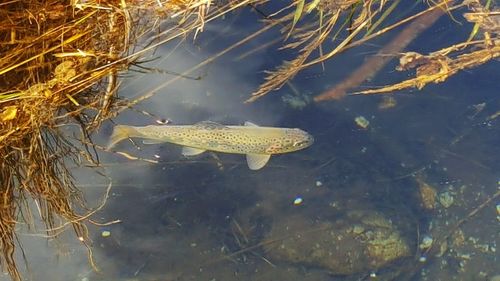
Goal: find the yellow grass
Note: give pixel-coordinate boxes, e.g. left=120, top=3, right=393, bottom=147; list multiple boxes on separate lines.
left=0, top=0, right=218, bottom=279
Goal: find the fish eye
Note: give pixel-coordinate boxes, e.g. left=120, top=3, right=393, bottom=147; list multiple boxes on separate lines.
left=293, top=140, right=308, bottom=147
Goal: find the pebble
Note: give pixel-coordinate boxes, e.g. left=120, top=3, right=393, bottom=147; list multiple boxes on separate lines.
left=352, top=225, right=365, bottom=235
left=419, top=235, right=433, bottom=249
left=438, top=191, right=454, bottom=208
left=354, top=116, right=370, bottom=129
left=293, top=197, right=303, bottom=206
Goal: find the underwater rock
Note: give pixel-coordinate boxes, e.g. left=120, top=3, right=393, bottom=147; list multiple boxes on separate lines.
left=263, top=209, right=411, bottom=275
left=354, top=116, right=370, bottom=129
left=490, top=275, right=500, bottom=281
left=416, top=177, right=437, bottom=210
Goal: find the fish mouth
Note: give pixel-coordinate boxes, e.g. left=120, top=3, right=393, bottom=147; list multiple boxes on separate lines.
left=293, top=132, right=314, bottom=149
left=304, top=134, right=314, bottom=147
left=306, top=134, right=314, bottom=145
left=300, top=129, right=314, bottom=144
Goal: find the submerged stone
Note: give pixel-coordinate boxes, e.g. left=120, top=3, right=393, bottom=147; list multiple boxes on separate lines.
left=263, top=209, right=411, bottom=275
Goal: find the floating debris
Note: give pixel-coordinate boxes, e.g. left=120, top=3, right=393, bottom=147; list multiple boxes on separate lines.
left=101, top=230, right=111, bottom=238
left=378, top=96, right=397, bottom=110
left=293, top=197, right=304, bottom=206
left=488, top=111, right=500, bottom=121
left=354, top=116, right=370, bottom=129
left=438, top=191, right=454, bottom=208
left=315, top=180, right=323, bottom=187
left=469, top=102, right=486, bottom=119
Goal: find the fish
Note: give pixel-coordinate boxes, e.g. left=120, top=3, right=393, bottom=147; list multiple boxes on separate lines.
left=108, top=121, right=314, bottom=170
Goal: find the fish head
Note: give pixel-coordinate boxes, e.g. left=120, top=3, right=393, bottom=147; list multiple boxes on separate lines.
left=289, top=128, right=314, bottom=150
left=266, top=128, right=314, bottom=154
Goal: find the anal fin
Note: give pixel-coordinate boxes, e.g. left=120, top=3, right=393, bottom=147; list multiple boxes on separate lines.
left=182, top=146, right=206, bottom=156
left=246, top=153, right=271, bottom=170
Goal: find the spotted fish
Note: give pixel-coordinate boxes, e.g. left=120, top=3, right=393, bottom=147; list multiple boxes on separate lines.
left=108, top=121, right=314, bottom=170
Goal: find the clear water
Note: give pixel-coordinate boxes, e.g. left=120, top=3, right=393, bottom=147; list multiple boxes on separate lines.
left=5, top=3, right=499, bottom=281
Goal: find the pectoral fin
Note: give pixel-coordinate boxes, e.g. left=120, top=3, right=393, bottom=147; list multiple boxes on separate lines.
left=246, top=153, right=271, bottom=170
left=182, top=146, right=206, bottom=156
left=142, top=139, right=164, bottom=145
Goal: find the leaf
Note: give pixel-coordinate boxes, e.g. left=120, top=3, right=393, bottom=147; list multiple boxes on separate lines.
left=1, top=106, right=17, bottom=121
left=287, top=0, right=305, bottom=39
left=306, top=0, right=321, bottom=13
left=467, top=0, right=491, bottom=42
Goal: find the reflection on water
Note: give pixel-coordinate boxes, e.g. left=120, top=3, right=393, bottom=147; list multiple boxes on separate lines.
left=5, top=4, right=499, bottom=281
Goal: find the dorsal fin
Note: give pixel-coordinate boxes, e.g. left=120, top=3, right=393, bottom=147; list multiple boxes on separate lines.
left=244, top=121, right=259, bottom=127
left=194, top=121, right=228, bottom=130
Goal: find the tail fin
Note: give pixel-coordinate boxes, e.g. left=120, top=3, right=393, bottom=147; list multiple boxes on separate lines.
left=107, top=125, right=139, bottom=150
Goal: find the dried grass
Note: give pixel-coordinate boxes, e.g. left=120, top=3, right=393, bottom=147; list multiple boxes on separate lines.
left=347, top=1, right=500, bottom=96
left=245, top=0, right=499, bottom=102
left=0, top=0, right=217, bottom=279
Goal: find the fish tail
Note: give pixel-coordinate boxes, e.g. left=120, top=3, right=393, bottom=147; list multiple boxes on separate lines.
left=107, top=125, right=140, bottom=150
